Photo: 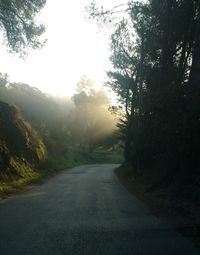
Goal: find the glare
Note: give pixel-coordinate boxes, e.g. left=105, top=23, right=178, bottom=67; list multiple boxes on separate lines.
left=0, top=0, right=127, bottom=97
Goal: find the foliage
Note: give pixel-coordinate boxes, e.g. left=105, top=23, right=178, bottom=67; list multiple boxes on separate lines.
left=0, top=0, right=46, bottom=55
left=88, top=0, right=200, bottom=182
left=0, top=101, right=47, bottom=183
left=0, top=73, right=121, bottom=194
left=70, top=76, right=119, bottom=152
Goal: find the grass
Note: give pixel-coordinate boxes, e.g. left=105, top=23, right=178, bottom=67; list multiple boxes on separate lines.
left=89, top=149, right=123, bottom=164
left=72, top=148, right=124, bottom=164
left=0, top=148, right=123, bottom=198
left=44, top=148, right=123, bottom=171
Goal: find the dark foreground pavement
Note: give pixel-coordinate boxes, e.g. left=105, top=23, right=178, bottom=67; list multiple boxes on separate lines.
left=0, top=164, right=199, bottom=255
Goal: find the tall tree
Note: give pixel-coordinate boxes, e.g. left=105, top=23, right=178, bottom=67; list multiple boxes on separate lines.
left=88, top=0, right=200, bottom=176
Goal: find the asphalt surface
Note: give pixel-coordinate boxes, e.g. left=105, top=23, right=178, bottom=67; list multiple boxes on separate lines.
left=0, top=164, right=199, bottom=255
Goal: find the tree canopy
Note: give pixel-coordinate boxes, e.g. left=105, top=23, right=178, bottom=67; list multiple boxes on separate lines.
left=70, top=76, right=118, bottom=152
left=0, top=0, right=46, bottom=54
left=88, top=0, right=200, bottom=176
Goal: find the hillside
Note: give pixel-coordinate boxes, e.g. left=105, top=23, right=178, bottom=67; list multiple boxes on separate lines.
left=0, top=101, right=47, bottom=184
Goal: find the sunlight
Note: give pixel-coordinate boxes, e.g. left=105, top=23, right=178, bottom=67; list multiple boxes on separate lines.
left=0, top=0, right=127, bottom=97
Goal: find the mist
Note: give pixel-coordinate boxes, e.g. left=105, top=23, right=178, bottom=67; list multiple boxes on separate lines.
left=0, top=73, right=120, bottom=174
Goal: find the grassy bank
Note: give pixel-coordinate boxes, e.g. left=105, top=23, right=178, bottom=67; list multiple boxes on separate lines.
left=0, top=148, right=123, bottom=199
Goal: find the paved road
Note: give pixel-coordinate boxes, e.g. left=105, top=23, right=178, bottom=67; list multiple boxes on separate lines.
left=0, top=164, right=199, bottom=255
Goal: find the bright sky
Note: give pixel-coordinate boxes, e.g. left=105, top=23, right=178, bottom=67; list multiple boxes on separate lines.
left=0, top=0, right=127, bottom=97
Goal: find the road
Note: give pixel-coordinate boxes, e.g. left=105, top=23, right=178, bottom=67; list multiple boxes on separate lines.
left=0, top=164, right=199, bottom=255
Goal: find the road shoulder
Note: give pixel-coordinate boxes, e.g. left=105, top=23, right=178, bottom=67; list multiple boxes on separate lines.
left=115, top=165, right=200, bottom=251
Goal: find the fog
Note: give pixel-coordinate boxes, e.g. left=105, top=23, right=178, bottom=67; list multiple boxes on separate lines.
left=0, top=73, right=119, bottom=158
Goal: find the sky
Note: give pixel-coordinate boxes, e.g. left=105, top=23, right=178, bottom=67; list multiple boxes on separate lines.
left=0, top=0, right=128, bottom=97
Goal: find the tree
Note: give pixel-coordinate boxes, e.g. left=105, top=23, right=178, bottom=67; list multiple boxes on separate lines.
left=88, top=0, right=200, bottom=176
left=0, top=0, right=46, bottom=54
left=70, top=76, right=118, bottom=152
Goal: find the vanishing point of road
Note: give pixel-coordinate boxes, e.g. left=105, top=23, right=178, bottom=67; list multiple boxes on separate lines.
left=0, top=164, right=199, bottom=255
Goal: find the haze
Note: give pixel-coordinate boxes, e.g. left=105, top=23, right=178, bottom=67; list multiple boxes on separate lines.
left=1, top=0, right=200, bottom=254
left=0, top=0, right=126, bottom=97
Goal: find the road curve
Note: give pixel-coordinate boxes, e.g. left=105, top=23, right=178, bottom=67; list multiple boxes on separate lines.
left=0, top=164, right=199, bottom=255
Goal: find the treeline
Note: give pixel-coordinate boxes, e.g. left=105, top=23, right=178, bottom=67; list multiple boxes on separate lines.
left=0, top=74, right=119, bottom=186
left=89, top=0, right=200, bottom=183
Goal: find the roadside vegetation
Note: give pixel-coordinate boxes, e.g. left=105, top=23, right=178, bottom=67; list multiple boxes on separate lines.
left=0, top=74, right=122, bottom=196
left=0, top=1, right=122, bottom=197
left=1, top=0, right=200, bottom=238
left=87, top=0, right=200, bottom=237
